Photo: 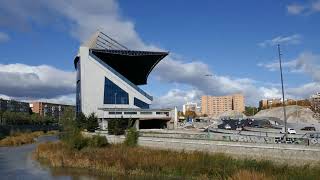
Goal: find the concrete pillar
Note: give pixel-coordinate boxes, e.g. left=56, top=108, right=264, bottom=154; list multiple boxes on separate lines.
left=102, top=119, right=108, bottom=130
left=174, top=106, right=178, bottom=129
left=135, top=119, right=140, bottom=130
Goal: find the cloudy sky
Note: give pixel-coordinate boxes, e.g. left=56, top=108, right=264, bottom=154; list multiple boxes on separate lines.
left=0, top=0, right=319, bottom=108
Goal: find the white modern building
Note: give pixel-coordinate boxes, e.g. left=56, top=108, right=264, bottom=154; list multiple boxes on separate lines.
left=74, top=31, right=177, bottom=130
left=182, top=102, right=199, bottom=114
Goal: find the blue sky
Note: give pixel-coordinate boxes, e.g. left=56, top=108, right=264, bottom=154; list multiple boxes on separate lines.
left=0, top=0, right=319, bottom=107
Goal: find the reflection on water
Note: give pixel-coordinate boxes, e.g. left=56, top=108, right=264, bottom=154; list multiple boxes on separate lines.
left=0, top=136, right=69, bottom=180
left=0, top=136, right=172, bottom=180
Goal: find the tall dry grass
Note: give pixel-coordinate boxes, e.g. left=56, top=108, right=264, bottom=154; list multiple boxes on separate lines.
left=33, top=142, right=320, bottom=179
left=0, top=130, right=57, bottom=147
left=228, top=170, right=272, bottom=180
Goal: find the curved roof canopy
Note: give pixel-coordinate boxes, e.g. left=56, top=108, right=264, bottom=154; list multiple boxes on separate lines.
left=74, top=31, right=168, bottom=85
left=87, top=49, right=168, bottom=85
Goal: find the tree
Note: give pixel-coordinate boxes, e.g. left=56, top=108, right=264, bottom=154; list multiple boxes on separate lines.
left=86, top=113, right=99, bottom=132
left=184, top=110, right=196, bottom=118
left=76, top=112, right=87, bottom=129
left=244, top=106, right=259, bottom=116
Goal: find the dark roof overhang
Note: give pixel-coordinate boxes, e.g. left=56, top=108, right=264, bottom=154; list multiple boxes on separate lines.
left=85, top=49, right=168, bottom=85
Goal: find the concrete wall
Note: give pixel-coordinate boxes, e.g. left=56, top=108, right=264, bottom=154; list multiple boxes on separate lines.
left=85, top=132, right=320, bottom=165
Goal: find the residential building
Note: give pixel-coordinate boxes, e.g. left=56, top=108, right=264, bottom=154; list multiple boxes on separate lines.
left=0, top=99, right=30, bottom=113
left=75, top=31, right=177, bottom=130
left=259, top=98, right=282, bottom=109
left=30, top=102, right=75, bottom=119
left=182, top=102, right=198, bottom=114
left=310, top=92, right=320, bottom=112
left=259, top=98, right=307, bottom=110
left=201, top=94, right=245, bottom=117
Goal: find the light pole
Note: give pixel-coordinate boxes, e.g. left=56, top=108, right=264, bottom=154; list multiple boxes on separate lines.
left=204, top=74, right=213, bottom=138
left=278, top=44, right=288, bottom=139
left=114, top=92, right=117, bottom=119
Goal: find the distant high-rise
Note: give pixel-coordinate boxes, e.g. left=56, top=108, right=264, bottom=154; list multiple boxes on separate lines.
left=182, top=102, right=199, bottom=114
left=310, top=92, right=320, bottom=112
left=201, top=94, right=245, bottom=117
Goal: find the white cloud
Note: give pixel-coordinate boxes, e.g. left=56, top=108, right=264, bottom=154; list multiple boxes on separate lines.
left=0, top=93, right=76, bottom=105
left=29, top=93, right=76, bottom=105
left=258, top=34, right=302, bottom=47
left=312, top=0, right=320, bottom=11
left=287, top=83, right=320, bottom=99
left=287, top=0, right=320, bottom=15
left=0, top=63, right=75, bottom=98
left=152, top=89, right=202, bottom=109
left=287, top=4, right=306, bottom=15
left=0, top=32, right=9, bottom=42
left=0, top=0, right=318, bottom=107
left=257, top=60, right=298, bottom=72
left=258, top=87, right=282, bottom=99
left=258, top=52, right=320, bottom=82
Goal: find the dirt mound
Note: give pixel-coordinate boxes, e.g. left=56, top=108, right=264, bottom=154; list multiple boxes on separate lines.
left=254, top=105, right=318, bottom=124
left=218, top=110, right=246, bottom=119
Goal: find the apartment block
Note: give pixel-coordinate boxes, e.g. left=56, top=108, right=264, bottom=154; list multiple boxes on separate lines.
left=310, top=92, right=320, bottom=112
left=30, top=102, right=75, bottom=119
left=0, top=99, right=30, bottom=113
left=259, top=98, right=282, bottom=109
left=201, top=94, right=245, bottom=117
left=182, top=102, right=198, bottom=114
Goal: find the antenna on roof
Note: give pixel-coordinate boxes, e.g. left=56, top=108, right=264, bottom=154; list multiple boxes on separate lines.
left=84, top=30, right=130, bottom=50
left=99, top=31, right=129, bottom=50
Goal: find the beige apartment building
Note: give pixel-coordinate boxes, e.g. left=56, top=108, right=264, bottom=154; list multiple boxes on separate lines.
left=30, top=102, right=75, bottom=120
left=201, top=94, right=245, bottom=117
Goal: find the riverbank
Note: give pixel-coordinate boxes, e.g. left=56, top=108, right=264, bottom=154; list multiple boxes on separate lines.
left=34, top=141, right=320, bottom=179
left=0, top=131, right=57, bottom=147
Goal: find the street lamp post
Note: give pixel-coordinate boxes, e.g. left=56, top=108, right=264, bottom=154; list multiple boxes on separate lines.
left=114, top=92, right=117, bottom=119
left=278, top=44, right=288, bottom=140
left=204, top=74, right=213, bottom=138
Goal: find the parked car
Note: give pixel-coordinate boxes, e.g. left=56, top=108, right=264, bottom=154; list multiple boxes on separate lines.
left=301, top=126, right=316, bottom=131
left=224, top=124, right=231, bottom=130
left=280, top=128, right=296, bottom=134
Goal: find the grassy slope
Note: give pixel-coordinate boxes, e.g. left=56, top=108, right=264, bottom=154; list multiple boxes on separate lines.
left=0, top=131, right=56, bottom=147
left=34, top=142, right=320, bottom=180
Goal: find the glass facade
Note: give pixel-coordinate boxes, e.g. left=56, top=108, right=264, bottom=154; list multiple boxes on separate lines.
left=76, top=59, right=81, bottom=113
left=134, top=97, right=149, bottom=109
left=104, top=77, right=129, bottom=104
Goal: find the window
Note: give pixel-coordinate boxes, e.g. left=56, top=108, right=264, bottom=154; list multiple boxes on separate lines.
left=104, top=77, right=129, bottom=104
left=140, top=111, right=152, bottom=115
left=124, top=112, right=137, bottom=115
left=109, top=112, right=122, bottom=115
left=134, top=97, right=149, bottom=109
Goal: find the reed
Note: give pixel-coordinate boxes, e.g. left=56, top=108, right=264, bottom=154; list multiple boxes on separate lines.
left=33, top=141, right=320, bottom=179
left=0, top=130, right=57, bottom=147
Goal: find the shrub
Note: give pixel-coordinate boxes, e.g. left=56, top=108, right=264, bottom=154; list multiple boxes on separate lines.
left=108, top=119, right=128, bottom=135
left=88, top=135, right=109, bottom=148
left=67, top=133, right=88, bottom=150
left=124, top=128, right=139, bottom=147
left=86, top=113, right=99, bottom=132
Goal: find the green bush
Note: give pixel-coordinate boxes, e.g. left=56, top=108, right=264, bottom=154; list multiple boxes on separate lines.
left=108, top=119, right=128, bottom=135
left=124, top=128, right=139, bottom=147
left=86, top=113, right=99, bottom=132
left=68, top=133, right=88, bottom=150
left=88, top=135, right=109, bottom=148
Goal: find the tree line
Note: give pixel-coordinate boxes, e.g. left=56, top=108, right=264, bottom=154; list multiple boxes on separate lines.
left=0, top=111, right=57, bottom=125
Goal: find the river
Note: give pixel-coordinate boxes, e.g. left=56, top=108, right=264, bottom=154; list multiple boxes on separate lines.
left=0, top=136, right=171, bottom=180
left=0, top=136, right=114, bottom=180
